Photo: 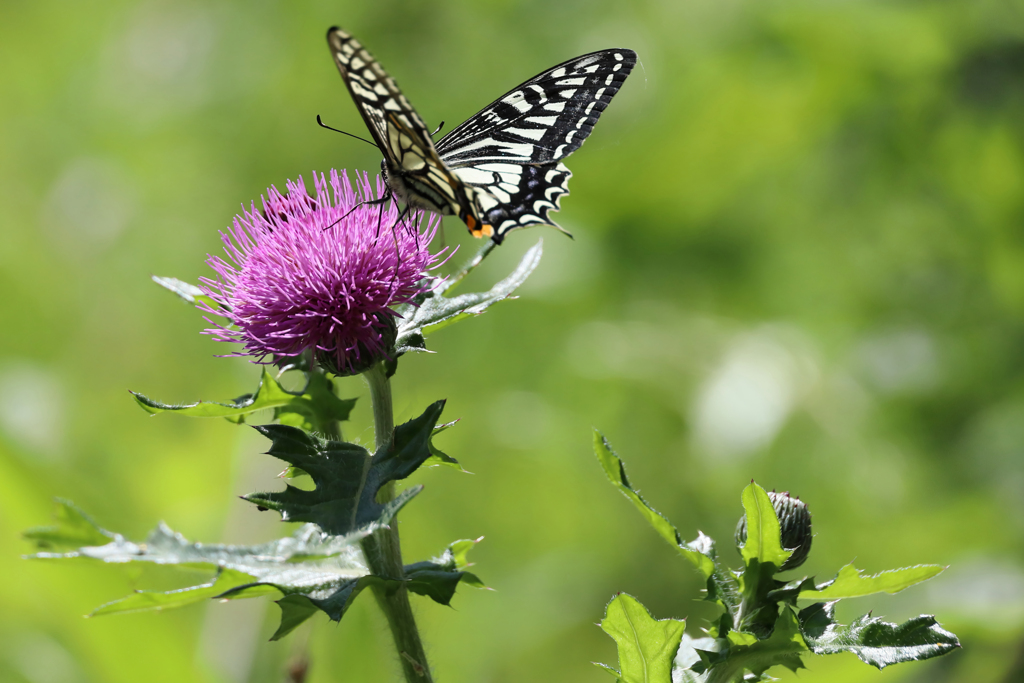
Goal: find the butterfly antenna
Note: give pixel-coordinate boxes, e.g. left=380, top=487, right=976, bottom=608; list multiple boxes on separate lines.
left=430, top=121, right=445, bottom=137
left=316, top=115, right=377, bottom=147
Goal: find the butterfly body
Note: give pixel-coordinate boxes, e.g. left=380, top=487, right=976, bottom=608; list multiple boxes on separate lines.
left=327, top=27, right=636, bottom=243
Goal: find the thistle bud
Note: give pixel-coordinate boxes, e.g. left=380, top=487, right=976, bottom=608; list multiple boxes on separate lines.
left=735, top=490, right=812, bottom=571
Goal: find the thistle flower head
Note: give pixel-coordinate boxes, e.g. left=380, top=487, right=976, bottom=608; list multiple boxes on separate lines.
left=200, top=169, right=445, bottom=375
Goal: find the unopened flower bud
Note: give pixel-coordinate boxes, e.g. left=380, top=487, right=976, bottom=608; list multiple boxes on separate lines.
left=735, top=491, right=812, bottom=571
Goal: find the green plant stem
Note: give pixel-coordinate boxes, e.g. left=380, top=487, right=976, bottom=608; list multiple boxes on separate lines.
left=361, top=362, right=432, bottom=682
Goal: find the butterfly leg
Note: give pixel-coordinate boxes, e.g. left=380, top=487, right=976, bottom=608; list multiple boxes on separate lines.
left=325, top=187, right=394, bottom=233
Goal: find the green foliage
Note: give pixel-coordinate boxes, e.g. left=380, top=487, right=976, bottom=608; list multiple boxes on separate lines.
left=25, top=496, right=484, bottom=639
left=394, top=240, right=542, bottom=356
left=151, top=275, right=223, bottom=311
left=26, top=500, right=373, bottom=618
left=21, top=223, right=538, bottom=672
left=737, top=484, right=791, bottom=570
left=797, top=563, right=946, bottom=600
left=597, top=593, right=685, bottom=683
left=594, top=432, right=739, bottom=616
left=242, top=400, right=445, bottom=536
left=403, top=537, right=487, bottom=605
left=423, top=419, right=468, bottom=471
left=131, top=367, right=356, bottom=433
left=593, top=436, right=960, bottom=682
left=798, top=601, right=959, bottom=668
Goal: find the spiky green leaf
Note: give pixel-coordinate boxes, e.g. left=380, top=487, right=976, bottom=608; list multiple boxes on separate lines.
left=798, top=601, right=960, bottom=668
left=423, top=420, right=468, bottom=471
left=593, top=432, right=715, bottom=578
left=598, top=593, right=685, bottom=683
left=394, top=240, right=542, bottom=354
left=152, top=275, right=222, bottom=310
left=403, top=537, right=486, bottom=605
left=23, top=499, right=114, bottom=549
left=131, top=368, right=355, bottom=433
left=799, top=564, right=945, bottom=600
left=26, top=501, right=374, bottom=630
left=738, top=483, right=791, bottom=570
left=243, top=401, right=446, bottom=536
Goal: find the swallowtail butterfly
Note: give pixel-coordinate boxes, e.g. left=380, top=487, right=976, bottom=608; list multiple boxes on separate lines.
left=327, top=27, right=636, bottom=244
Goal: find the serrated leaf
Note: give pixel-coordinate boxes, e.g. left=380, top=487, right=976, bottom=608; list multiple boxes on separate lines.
left=243, top=401, right=446, bottom=537
left=24, top=497, right=475, bottom=637
left=91, top=567, right=257, bottom=616
left=599, top=593, right=685, bottom=683
left=23, top=499, right=114, bottom=549
left=394, top=240, right=542, bottom=353
left=767, top=576, right=818, bottom=606
left=734, top=484, right=792, bottom=636
left=27, top=510, right=375, bottom=626
left=673, top=632, right=723, bottom=680
left=594, top=432, right=740, bottom=620
left=798, top=601, right=960, bottom=668
left=593, top=432, right=713, bottom=578
left=738, top=483, right=791, bottom=570
left=423, top=420, right=468, bottom=471
left=692, top=609, right=808, bottom=681
left=273, top=372, right=356, bottom=432
left=29, top=519, right=372, bottom=586
left=152, top=275, right=222, bottom=310
left=593, top=661, right=624, bottom=681
left=402, top=537, right=486, bottom=605
left=799, top=564, right=945, bottom=600
left=272, top=594, right=321, bottom=640
left=131, top=368, right=355, bottom=433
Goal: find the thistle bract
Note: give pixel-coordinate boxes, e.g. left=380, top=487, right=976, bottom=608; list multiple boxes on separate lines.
left=200, top=170, right=444, bottom=375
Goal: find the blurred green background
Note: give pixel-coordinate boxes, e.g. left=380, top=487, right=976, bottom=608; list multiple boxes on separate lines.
left=2, top=0, right=1023, bottom=681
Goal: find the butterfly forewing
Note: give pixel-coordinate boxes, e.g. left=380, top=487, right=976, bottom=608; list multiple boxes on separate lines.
left=327, top=31, right=421, bottom=154
left=436, top=49, right=637, bottom=167
left=327, top=27, right=466, bottom=218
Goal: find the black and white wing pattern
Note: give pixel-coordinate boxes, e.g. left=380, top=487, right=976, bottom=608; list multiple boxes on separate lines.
left=327, top=27, right=636, bottom=243
left=327, top=28, right=475, bottom=225
left=436, top=49, right=636, bottom=241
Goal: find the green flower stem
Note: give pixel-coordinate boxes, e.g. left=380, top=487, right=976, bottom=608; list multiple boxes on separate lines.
left=362, top=362, right=432, bottom=682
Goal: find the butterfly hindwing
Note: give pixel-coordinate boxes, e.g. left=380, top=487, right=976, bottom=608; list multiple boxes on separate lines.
left=449, top=162, right=573, bottom=239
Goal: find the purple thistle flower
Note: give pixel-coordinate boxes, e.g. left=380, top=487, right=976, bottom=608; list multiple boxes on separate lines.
left=200, top=169, right=446, bottom=375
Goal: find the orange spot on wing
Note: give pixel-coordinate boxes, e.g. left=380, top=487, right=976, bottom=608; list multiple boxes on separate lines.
left=464, top=214, right=493, bottom=239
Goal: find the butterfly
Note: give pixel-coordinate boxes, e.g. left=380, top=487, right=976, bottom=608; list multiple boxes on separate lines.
left=326, top=27, right=636, bottom=244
